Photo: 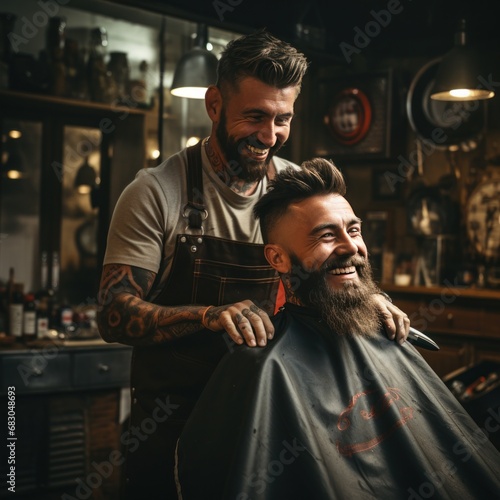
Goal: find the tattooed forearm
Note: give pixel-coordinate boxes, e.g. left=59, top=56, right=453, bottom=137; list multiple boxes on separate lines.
left=97, top=264, right=206, bottom=346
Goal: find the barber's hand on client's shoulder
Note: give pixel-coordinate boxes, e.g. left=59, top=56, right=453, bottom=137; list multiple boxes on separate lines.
left=201, top=300, right=274, bottom=347
left=374, top=293, right=410, bottom=345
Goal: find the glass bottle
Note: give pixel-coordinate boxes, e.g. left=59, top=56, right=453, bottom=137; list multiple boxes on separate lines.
left=23, top=293, right=37, bottom=341
left=87, top=27, right=116, bottom=103
left=108, top=51, right=129, bottom=103
left=8, top=283, right=24, bottom=339
left=59, top=299, right=73, bottom=335
left=46, top=16, right=67, bottom=96
left=36, top=299, right=49, bottom=340
left=0, top=287, right=7, bottom=335
left=64, top=37, right=87, bottom=99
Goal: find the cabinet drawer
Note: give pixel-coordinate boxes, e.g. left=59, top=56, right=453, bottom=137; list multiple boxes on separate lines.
left=427, top=305, right=481, bottom=334
left=395, top=299, right=480, bottom=335
left=72, top=349, right=132, bottom=388
left=1, top=353, right=71, bottom=394
left=481, top=308, right=500, bottom=336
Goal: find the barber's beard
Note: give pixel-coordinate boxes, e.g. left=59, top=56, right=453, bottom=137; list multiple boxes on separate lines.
left=290, top=254, right=382, bottom=337
left=215, top=109, right=283, bottom=182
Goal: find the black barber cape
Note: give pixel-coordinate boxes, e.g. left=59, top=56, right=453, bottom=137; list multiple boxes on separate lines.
left=175, top=303, right=500, bottom=500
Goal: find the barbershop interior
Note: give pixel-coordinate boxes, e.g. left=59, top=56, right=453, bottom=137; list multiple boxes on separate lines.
left=0, top=0, right=499, bottom=498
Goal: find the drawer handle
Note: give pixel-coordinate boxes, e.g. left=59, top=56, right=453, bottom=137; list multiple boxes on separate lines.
left=447, top=313, right=454, bottom=323
left=98, top=363, right=110, bottom=373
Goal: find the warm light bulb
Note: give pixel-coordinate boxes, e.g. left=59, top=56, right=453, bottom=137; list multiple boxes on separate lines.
left=151, top=149, right=160, bottom=159
left=171, top=87, right=208, bottom=99
left=431, top=88, right=495, bottom=101
left=450, top=89, right=472, bottom=98
left=77, top=185, right=92, bottom=194
left=186, top=136, right=201, bottom=147
left=6, top=170, right=23, bottom=179
left=8, top=129, right=22, bottom=139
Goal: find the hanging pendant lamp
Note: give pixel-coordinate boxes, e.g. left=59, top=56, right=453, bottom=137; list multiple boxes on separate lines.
left=74, top=158, right=97, bottom=194
left=170, top=24, right=218, bottom=99
left=430, top=19, right=494, bottom=101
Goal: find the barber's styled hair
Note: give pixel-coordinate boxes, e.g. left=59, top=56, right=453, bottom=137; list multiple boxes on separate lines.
left=216, top=29, right=309, bottom=94
left=254, top=158, right=347, bottom=243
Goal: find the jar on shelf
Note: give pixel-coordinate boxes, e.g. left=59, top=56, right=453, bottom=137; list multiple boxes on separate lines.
left=87, top=27, right=116, bottom=103
left=64, top=37, right=87, bottom=99
left=107, top=51, right=130, bottom=103
left=46, top=16, right=67, bottom=96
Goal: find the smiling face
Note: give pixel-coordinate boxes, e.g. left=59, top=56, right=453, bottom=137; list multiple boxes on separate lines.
left=266, top=193, right=368, bottom=290
left=264, top=193, right=381, bottom=336
left=206, top=76, right=297, bottom=181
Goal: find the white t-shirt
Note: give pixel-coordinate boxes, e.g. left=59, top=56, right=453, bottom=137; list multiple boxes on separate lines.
left=103, top=143, right=297, bottom=293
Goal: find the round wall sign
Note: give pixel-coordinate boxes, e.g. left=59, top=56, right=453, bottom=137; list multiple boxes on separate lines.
left=324, top=88, right=372, bottom=145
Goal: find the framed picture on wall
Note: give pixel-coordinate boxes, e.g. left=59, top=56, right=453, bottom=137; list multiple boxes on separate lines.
left=311, top=69, right=396, bottom=161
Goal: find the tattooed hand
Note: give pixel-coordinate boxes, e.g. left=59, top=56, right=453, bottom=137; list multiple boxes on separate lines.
left=203, top=300, right=274, bottom=347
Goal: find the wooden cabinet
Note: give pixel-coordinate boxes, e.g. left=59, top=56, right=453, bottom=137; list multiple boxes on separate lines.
left=0, top=342, right=132, bottom=499
left=383, top=285, right=500, bottom=377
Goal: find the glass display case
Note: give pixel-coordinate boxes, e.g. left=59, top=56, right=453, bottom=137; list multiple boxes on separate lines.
left=0, top=0, right=242, bottom=318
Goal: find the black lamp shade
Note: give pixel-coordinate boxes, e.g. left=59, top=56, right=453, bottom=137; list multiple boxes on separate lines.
left=431, top=46, right=494, bottom=101
left=171, top=46, right=218, bottom=99
left=430, top=19, right=494, bottom=101
left=171, top=24, right=218, bottom=99
left=75, top=160, right=97, bottom=194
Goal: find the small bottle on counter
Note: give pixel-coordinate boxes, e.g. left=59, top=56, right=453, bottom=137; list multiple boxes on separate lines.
left=0, top=287, right=7, bottom=336
left=36, top=301, right=49, bottom=340
left=23, top=293, right=37, bottom=341
left=59, top=300, right=73, bottom=334
left=8, top=283, right=24, bottom=339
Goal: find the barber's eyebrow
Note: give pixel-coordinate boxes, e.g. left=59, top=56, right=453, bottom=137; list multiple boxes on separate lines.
left=243, top=108, right=294, bottom=118
left=310, top=218, right=362, bottom=235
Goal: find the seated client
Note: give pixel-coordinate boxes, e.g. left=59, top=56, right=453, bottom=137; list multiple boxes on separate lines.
left=175, top=158, right=500, bottom=500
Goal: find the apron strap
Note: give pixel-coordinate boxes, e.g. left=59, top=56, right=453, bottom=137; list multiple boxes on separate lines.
left=148, top=141, right=206, bottom=301
left=185, top=141, right=207, bottom=230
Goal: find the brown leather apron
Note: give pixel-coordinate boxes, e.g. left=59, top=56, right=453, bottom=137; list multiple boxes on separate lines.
left=122, top=142, right=280, bottom=499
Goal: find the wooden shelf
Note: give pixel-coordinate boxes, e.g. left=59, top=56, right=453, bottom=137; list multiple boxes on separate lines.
left=382, top=284, right=500, bottom=302
left=0, top=88, right=153, bottom=115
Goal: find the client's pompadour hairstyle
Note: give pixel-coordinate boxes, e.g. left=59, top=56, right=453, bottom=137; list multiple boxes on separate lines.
left=253, top=158, right=346, bottom=243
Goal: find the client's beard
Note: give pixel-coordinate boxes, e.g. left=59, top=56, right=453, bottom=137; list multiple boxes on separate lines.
left=290, top=254, right=382, bottom=337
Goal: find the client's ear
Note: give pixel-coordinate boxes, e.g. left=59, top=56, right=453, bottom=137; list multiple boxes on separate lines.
left=264, top=244, right=290, bottom=273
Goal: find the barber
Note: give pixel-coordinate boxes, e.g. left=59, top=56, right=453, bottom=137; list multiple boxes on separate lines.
left=97, top=29, right=409, bottom=499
